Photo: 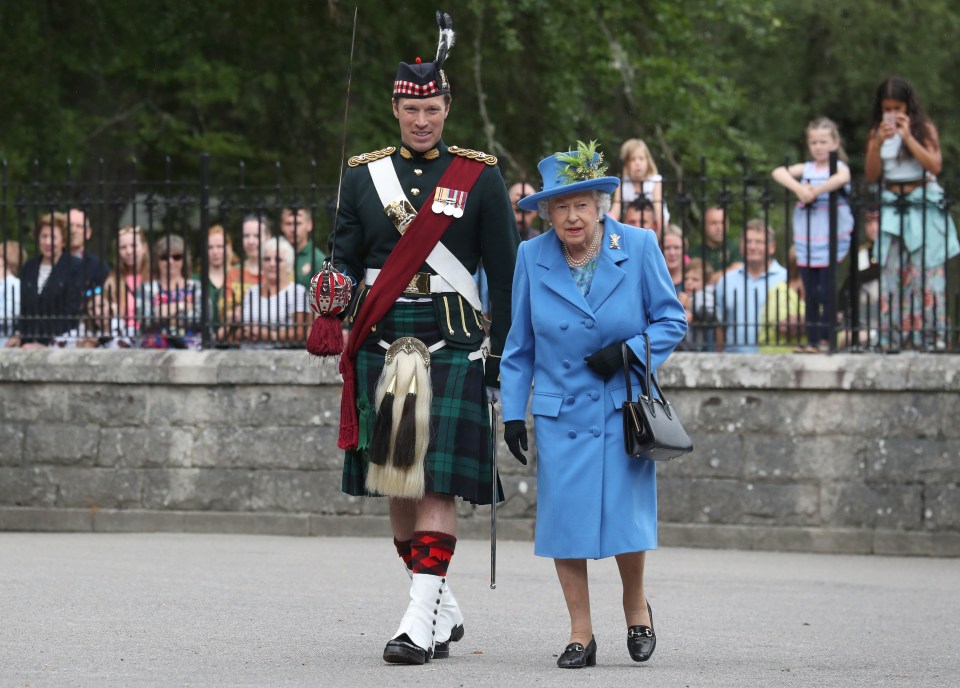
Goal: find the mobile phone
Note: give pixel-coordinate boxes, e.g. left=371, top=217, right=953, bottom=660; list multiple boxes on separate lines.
left=883, top=112, right=897, bottom=126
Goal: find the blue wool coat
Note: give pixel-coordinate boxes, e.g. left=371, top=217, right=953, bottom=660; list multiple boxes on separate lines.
left=500, top=218, right=687, bottom=559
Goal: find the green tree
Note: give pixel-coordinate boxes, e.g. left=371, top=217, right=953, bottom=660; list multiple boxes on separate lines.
left=3, top=0, right=960, bottom=190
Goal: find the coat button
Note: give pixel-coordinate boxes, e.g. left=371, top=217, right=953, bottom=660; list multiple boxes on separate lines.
left=562, top=360, right=571, bottom=369
left=568, top=430, right=577, bottom=439
left=584, top=320, right=595, bottom=329
left=565, top=396, right=575, bottom=405
left=589, top=391, right=599, bottom=400
left=591, top=427, right=601, bottom=437
left=559, top=321, right=569, bottom=330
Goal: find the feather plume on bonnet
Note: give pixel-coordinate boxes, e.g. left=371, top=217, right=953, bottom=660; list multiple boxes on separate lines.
left=435, top=11, right=455, bottom=68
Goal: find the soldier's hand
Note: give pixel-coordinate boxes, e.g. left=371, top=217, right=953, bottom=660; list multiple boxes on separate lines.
left=503, top=420, right=528, bottom=465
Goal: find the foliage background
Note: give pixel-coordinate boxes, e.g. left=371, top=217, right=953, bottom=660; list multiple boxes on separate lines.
left=3, top=0, right=960, bottom=189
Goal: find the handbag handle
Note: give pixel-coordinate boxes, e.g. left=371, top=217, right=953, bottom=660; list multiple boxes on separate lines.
left=621, top=332, right=674, bottom=419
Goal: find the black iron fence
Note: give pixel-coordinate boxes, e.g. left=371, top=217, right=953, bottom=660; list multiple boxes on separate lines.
left=1, top=156, right=336, bottom=349
left=2, top=155, right=959, bottom=352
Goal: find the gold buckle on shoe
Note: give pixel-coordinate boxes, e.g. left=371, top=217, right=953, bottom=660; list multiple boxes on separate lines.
left=403, top=272, right=431, bottom=296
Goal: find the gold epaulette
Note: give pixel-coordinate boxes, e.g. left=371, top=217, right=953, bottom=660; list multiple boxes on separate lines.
left=447, top=145, right=498, bottom=166
left=347, top=147, right=396, bottom=167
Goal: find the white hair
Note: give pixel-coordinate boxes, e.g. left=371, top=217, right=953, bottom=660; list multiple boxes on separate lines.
left=262, top=236, right=296, bottom=282
left=538, top=190, right=612, bottom=221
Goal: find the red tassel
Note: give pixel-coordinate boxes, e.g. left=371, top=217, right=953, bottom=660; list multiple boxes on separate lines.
left=338, top=360, right=359, bottom=450
left=306, top=315, right=344, bottom=357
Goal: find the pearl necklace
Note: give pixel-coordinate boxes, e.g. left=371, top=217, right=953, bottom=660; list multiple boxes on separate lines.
left=562, top=223, right=602, bottom=268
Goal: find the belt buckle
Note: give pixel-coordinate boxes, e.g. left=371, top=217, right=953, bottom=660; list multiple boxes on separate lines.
left=403, top=272, right=430, bottom=296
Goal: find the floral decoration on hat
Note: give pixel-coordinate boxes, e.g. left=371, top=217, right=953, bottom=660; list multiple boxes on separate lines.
left=555, top=140, right=609, bottom=184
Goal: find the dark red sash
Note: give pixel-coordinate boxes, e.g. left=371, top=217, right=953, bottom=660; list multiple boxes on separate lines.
left=338, top=155, right=486, bottom=449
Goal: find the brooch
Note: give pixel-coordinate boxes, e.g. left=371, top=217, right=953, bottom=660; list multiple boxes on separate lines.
left=609, top=233, right=622, bottom=250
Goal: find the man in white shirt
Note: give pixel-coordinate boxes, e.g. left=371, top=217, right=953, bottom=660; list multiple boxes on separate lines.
left=717, top=219, right=787, bottom=353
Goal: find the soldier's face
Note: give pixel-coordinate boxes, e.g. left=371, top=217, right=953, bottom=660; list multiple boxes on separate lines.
left=393, top=96, right=450, bottom=152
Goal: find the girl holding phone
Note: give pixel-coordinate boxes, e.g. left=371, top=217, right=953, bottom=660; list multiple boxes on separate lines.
left=864, top=76, right=959, bottom=350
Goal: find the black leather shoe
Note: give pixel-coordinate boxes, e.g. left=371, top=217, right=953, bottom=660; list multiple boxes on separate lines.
left=627, top=602, right=656, bottom=662
left=557, top=636, right=597, bottom=668
left=432, top=623, right=464, bottom=659
left=383, top=634, right=431, bottom=665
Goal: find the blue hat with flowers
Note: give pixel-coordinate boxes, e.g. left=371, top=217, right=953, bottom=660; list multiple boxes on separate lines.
left=518, top=140, right=621, bottom=211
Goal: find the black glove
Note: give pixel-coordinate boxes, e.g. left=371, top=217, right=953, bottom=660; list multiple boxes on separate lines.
left=584, top=342, right=625, bottom=380
left=503, top=420, right=528, bottom=465
left=483, top=356, right=501, bottom=390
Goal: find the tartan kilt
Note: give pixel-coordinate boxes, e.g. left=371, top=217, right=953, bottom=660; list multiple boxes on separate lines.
left=341, top=300, right=504, bottom=505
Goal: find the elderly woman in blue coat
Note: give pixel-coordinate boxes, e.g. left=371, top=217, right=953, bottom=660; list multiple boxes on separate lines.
left=500, top=142, right=686, bottom=669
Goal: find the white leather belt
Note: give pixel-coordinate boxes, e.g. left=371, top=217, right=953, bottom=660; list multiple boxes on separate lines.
left=367, top=157, right=483, bottom=311
left=365, top=268, right=458, bottom=296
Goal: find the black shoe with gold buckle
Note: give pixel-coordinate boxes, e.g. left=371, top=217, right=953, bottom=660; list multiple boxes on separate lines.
left=557, top=636, right=597, bottom=668
left=627, top=602, right=656, bottom=662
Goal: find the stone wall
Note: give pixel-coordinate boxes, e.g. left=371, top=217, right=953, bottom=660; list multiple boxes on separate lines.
left=0, top=350, right=957, bottom=556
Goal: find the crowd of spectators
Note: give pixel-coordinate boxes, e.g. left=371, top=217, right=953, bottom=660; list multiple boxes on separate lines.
left=0, top=208, right=322, bottom=350
left=3, top=75, right=956, bottom=354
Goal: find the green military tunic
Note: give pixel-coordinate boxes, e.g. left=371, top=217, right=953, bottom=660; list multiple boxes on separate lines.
left=332, top=140, right=519, bottom=503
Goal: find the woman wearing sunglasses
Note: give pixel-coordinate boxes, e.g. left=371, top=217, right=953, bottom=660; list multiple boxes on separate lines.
left=140, top=234, right=202, bottom=349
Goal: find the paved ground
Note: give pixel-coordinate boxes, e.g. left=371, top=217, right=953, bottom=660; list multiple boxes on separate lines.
left=1, top=532, right=958, bottom=687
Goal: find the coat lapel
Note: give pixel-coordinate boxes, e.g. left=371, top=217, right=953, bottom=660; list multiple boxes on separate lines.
left=536, top=232, right=591, bottom=316
left=584, top=218, right=629, bottom=313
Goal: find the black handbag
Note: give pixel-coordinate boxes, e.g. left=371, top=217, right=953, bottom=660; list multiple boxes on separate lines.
left=621, top=334, right=693, bottom=461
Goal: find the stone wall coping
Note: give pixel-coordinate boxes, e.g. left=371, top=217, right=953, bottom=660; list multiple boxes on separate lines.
left=0, top=349, right=956, bottom=391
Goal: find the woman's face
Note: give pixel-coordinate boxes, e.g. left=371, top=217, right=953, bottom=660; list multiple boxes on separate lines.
left=881, top=98, right=908, bottom=117
left=208, top=234, right=226, bottom=269
left=157, top=250, right=185, bottom=282
left=38, top=224, right=64, bottom=260
left=662, top=234, right=684, bottom=270
left=548, top=192, right=600, bottom=253
left=260, top=249, right=285, bottom=285
left=118, top=231, right=142, bottom=270
left=242, top=221, right=266, bottom=260
left=626, top=151, right=649, bottom=182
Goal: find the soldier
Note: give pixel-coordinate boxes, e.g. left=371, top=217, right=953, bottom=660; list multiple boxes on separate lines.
left=328, top=13, right=519, bottom=665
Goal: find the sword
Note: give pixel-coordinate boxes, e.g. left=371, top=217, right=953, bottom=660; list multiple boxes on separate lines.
left=489, top=397, right=498, bottom=589
left=327, top=6, right=359, bottom=266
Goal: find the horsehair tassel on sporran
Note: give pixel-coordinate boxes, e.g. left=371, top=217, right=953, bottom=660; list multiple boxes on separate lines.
left=305, top=7, right=358, bottom=359
left=391, top=374, right=419, bottom=468
left=369, top=373, right=396, bottom=466
left=365, top=338, right=431, bottom=499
